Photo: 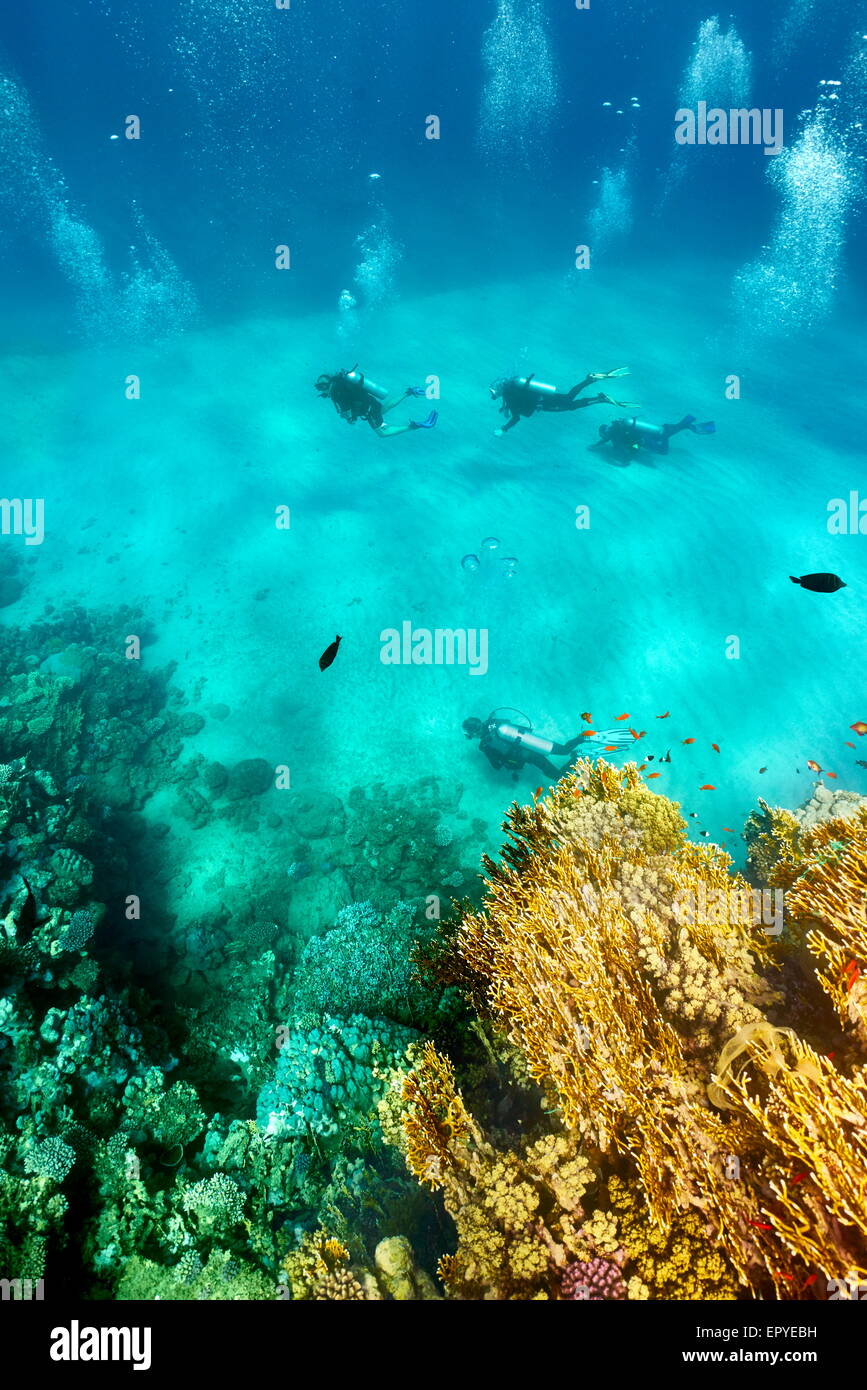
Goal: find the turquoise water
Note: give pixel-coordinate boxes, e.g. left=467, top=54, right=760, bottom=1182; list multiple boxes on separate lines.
left=1, top=0, right=867, bottom=1308
left=4, top=252, right=866, bottom=908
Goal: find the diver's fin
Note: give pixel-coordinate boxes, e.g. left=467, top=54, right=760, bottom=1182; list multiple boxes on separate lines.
left=694, top=420, right=716, bottom=434
left=601, top=366, right=630, bottom=378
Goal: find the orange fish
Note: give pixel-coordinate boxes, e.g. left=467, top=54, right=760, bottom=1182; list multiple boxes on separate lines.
left=615, top=713, right=630, bottom=721
left=656, top=711, right=670, bottom=719
left=637, top=764, right=648, bottom=772
left=581, top=730, right=598, bottom=736
left=682, top=738, right=695, bottom=744
left=535, top=787, right=543, bottom=798
left=847, top=966, right=860, bottom=992
left=572, top=788, right=583, bottom=798
left=826, top=771, right=838, bottom=779
left=845, top=741, right=856, bottom=749
left=646, top=772, right=661, bottom=779
left=629, top=729, right=646, bottom=740
left=806, top=760, right=821, bottom=774
left=699, top=784, right=716, bottom=791
left=603, top=745, right=618, bottom=752
left=711, top=743, right=720, bottom=753
left=581, top=712, right=593, bottom=724
left=850, top=721, right=867, bottom=736
left=723, top=827, right=735, bottom=832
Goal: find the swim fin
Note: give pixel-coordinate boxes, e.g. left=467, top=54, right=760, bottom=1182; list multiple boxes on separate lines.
left=694, top=420, right=716, bottom=434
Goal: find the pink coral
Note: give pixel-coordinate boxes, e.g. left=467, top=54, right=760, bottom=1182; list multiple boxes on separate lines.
left=561, top=1258, right=626, bottom=1301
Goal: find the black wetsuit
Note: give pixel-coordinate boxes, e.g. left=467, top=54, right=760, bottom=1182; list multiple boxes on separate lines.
left=600, top=416, right=694, bottom=455
left=479, top=721, right=582, bottom=778
left=499, top=375, right=603, bottom=433
left=329, top=375, right=384, bottom=429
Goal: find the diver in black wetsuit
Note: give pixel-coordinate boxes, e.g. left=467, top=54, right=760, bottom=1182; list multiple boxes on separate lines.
left=463, top=714, right=581, bottom=779
left=315, top=366, right=437, bottom=437
left=592, top=414, right=716, bottom=456
left=490, top=368, right=635, bottom=436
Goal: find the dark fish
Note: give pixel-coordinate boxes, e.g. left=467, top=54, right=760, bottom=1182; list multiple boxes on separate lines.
left=790, top=573, right=847, bottom=593
left=857, top=760, right=867, bottom=769
left=689, top=812, right=699, bottom=819
left=19, top=876, right=37, bottom=942
left=318, top=635, right=342, bottom=671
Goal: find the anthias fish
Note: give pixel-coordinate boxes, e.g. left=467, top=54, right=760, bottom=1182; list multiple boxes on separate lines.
left=850, top=721, right=867, bottom=736
left=318, top=634, right=342, bottom=670
left=789, top=573, right=846, bottom=593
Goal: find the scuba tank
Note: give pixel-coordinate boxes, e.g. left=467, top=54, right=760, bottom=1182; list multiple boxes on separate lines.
left=344, top=368, right=388, bottom=401
left=515, top=375, right=558, bottom=395
left=490, top=721, right=555, bottom=756
left=630, top=419, right=665, bottom=441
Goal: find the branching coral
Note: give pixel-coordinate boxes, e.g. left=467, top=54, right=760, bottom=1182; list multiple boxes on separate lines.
left=397, top=1043, right=599, bottom=1298
left=712, top=1033, right=867, bottom=1289
left=785, top=810, right=867, bottom=1040
left=281, top=1231, right=368, bottom=1300
left=455, top=764, right=780, bottom=1191
left=411, top=762, right=867, bottom=1298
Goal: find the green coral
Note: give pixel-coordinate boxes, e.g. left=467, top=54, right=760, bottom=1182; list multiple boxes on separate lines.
left=22, top=1137, right=76, bottom=1183
left=117, top=1248, right=275, bottom=1301
left=180, top=1174, right=246, bottom=1235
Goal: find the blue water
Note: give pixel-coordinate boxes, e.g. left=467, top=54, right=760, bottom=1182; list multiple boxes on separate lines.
left=1, top=0, right=866, bottom=1303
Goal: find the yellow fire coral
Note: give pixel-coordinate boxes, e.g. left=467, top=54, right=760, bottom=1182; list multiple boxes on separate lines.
left=410, top=762, right=867, bottom=1298
left=281, top=1230, right=367, bottom=1300
left=457, top=763, right=781, bottom=1187
left=743, top=800, right=803, bottom=887
left=786, top=810, right=867, bottom=1041
left=396, top=1043, right=599, bottom=1298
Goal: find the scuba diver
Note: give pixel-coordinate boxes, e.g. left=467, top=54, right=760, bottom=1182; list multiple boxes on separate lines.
left=314, top=366, right=438, bottom=438
left=592, top=413, right=716, bottom=457
left=462, top=709, right=635, bottom=781
left=490, top=369, right=636, bottom=436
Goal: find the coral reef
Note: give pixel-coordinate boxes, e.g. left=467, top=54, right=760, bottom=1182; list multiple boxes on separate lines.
left=289, top=900, right=461, bottom=1029
left=4, top=592, right=866, bottom=1307
left=396, top=761, right=867, bottom=1298
left=257, top=1014, right=417, bottom=1150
